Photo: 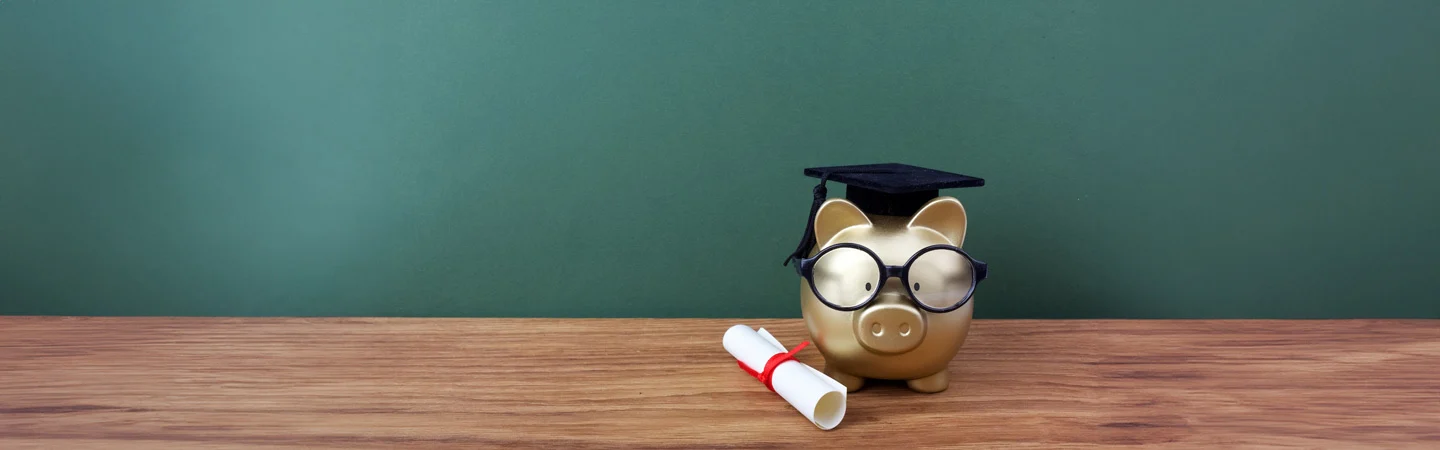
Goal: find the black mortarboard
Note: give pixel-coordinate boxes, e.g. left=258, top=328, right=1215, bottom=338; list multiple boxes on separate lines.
left=783, top=163, right=985, bottom=266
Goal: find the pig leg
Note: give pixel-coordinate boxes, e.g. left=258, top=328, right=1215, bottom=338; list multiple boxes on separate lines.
left=823, top=366, right=865, bottom=392
left=905, top=370, right=949, bottom=393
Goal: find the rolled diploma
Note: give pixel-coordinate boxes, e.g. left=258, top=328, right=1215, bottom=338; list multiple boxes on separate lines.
left=722, top=325, right=847, bottom=430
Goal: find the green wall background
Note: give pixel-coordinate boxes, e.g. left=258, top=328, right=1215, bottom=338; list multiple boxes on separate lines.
left=2, top=1, right=1438, bottom=318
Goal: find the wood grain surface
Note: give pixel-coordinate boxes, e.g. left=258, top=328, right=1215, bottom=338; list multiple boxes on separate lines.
left=1, top=318, right=1437, bottom=449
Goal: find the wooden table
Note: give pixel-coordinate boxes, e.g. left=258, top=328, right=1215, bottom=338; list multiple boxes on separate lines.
left=1, top=318, right=1437, bottom=448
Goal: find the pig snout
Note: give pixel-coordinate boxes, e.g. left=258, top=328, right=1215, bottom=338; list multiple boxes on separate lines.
left=854, top=303, right=926, bottom=354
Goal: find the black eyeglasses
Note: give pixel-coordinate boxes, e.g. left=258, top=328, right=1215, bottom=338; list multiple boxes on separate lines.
left=795, top=243, right=988, bottom=313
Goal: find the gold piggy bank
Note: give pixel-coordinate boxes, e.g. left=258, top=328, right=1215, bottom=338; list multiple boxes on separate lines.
left=795, top=195, right=986, bottom=393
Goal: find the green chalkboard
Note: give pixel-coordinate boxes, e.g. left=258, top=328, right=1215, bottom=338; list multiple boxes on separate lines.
left=2, top=0, right=1438, bottom=318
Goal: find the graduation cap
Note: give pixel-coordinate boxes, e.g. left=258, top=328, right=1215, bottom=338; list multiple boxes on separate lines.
left=783, top=163, right=985, bottom=266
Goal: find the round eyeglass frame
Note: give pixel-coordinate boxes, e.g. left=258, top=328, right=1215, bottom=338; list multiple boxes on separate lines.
left=795, top=243, right=989, bottom=313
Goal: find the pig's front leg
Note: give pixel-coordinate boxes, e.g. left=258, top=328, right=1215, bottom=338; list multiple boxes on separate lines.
left=823, top=366, right=865, bottom=392
left=906, top=370, right=949, bottom=393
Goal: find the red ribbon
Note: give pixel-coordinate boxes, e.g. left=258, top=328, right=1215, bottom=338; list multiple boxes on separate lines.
left=738, top=340, right=810, bottom=392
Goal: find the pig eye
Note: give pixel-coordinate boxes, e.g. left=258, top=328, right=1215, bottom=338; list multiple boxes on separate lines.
left=914, top=282, right=921, bottom=291
left=864, top=282, right=872, bottom=291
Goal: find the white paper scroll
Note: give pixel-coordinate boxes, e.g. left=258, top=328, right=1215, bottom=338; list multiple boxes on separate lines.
left=722, top=325, right=847, bottom=430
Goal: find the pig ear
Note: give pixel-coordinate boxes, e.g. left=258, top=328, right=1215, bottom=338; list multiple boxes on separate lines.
left=907, top=197, right=968, bottom=246
left=814, top=199, right=872, bottom=248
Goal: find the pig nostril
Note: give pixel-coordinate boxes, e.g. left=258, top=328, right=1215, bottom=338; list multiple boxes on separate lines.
left=870, top=323, right=883, bottom=336
left=899, top=323, right=911, bottom=336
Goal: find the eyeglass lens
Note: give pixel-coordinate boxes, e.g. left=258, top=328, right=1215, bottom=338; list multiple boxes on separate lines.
left=906, top=247, right=975, bottom=310
left=811, top=247, right=880, bottom=308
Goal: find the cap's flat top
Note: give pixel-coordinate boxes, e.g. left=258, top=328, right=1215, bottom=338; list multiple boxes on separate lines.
left=803, top=163, right=985, bottom=193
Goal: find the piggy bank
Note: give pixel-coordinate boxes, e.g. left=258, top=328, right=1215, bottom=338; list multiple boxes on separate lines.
left=796, top=195, right=984, bottom=393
